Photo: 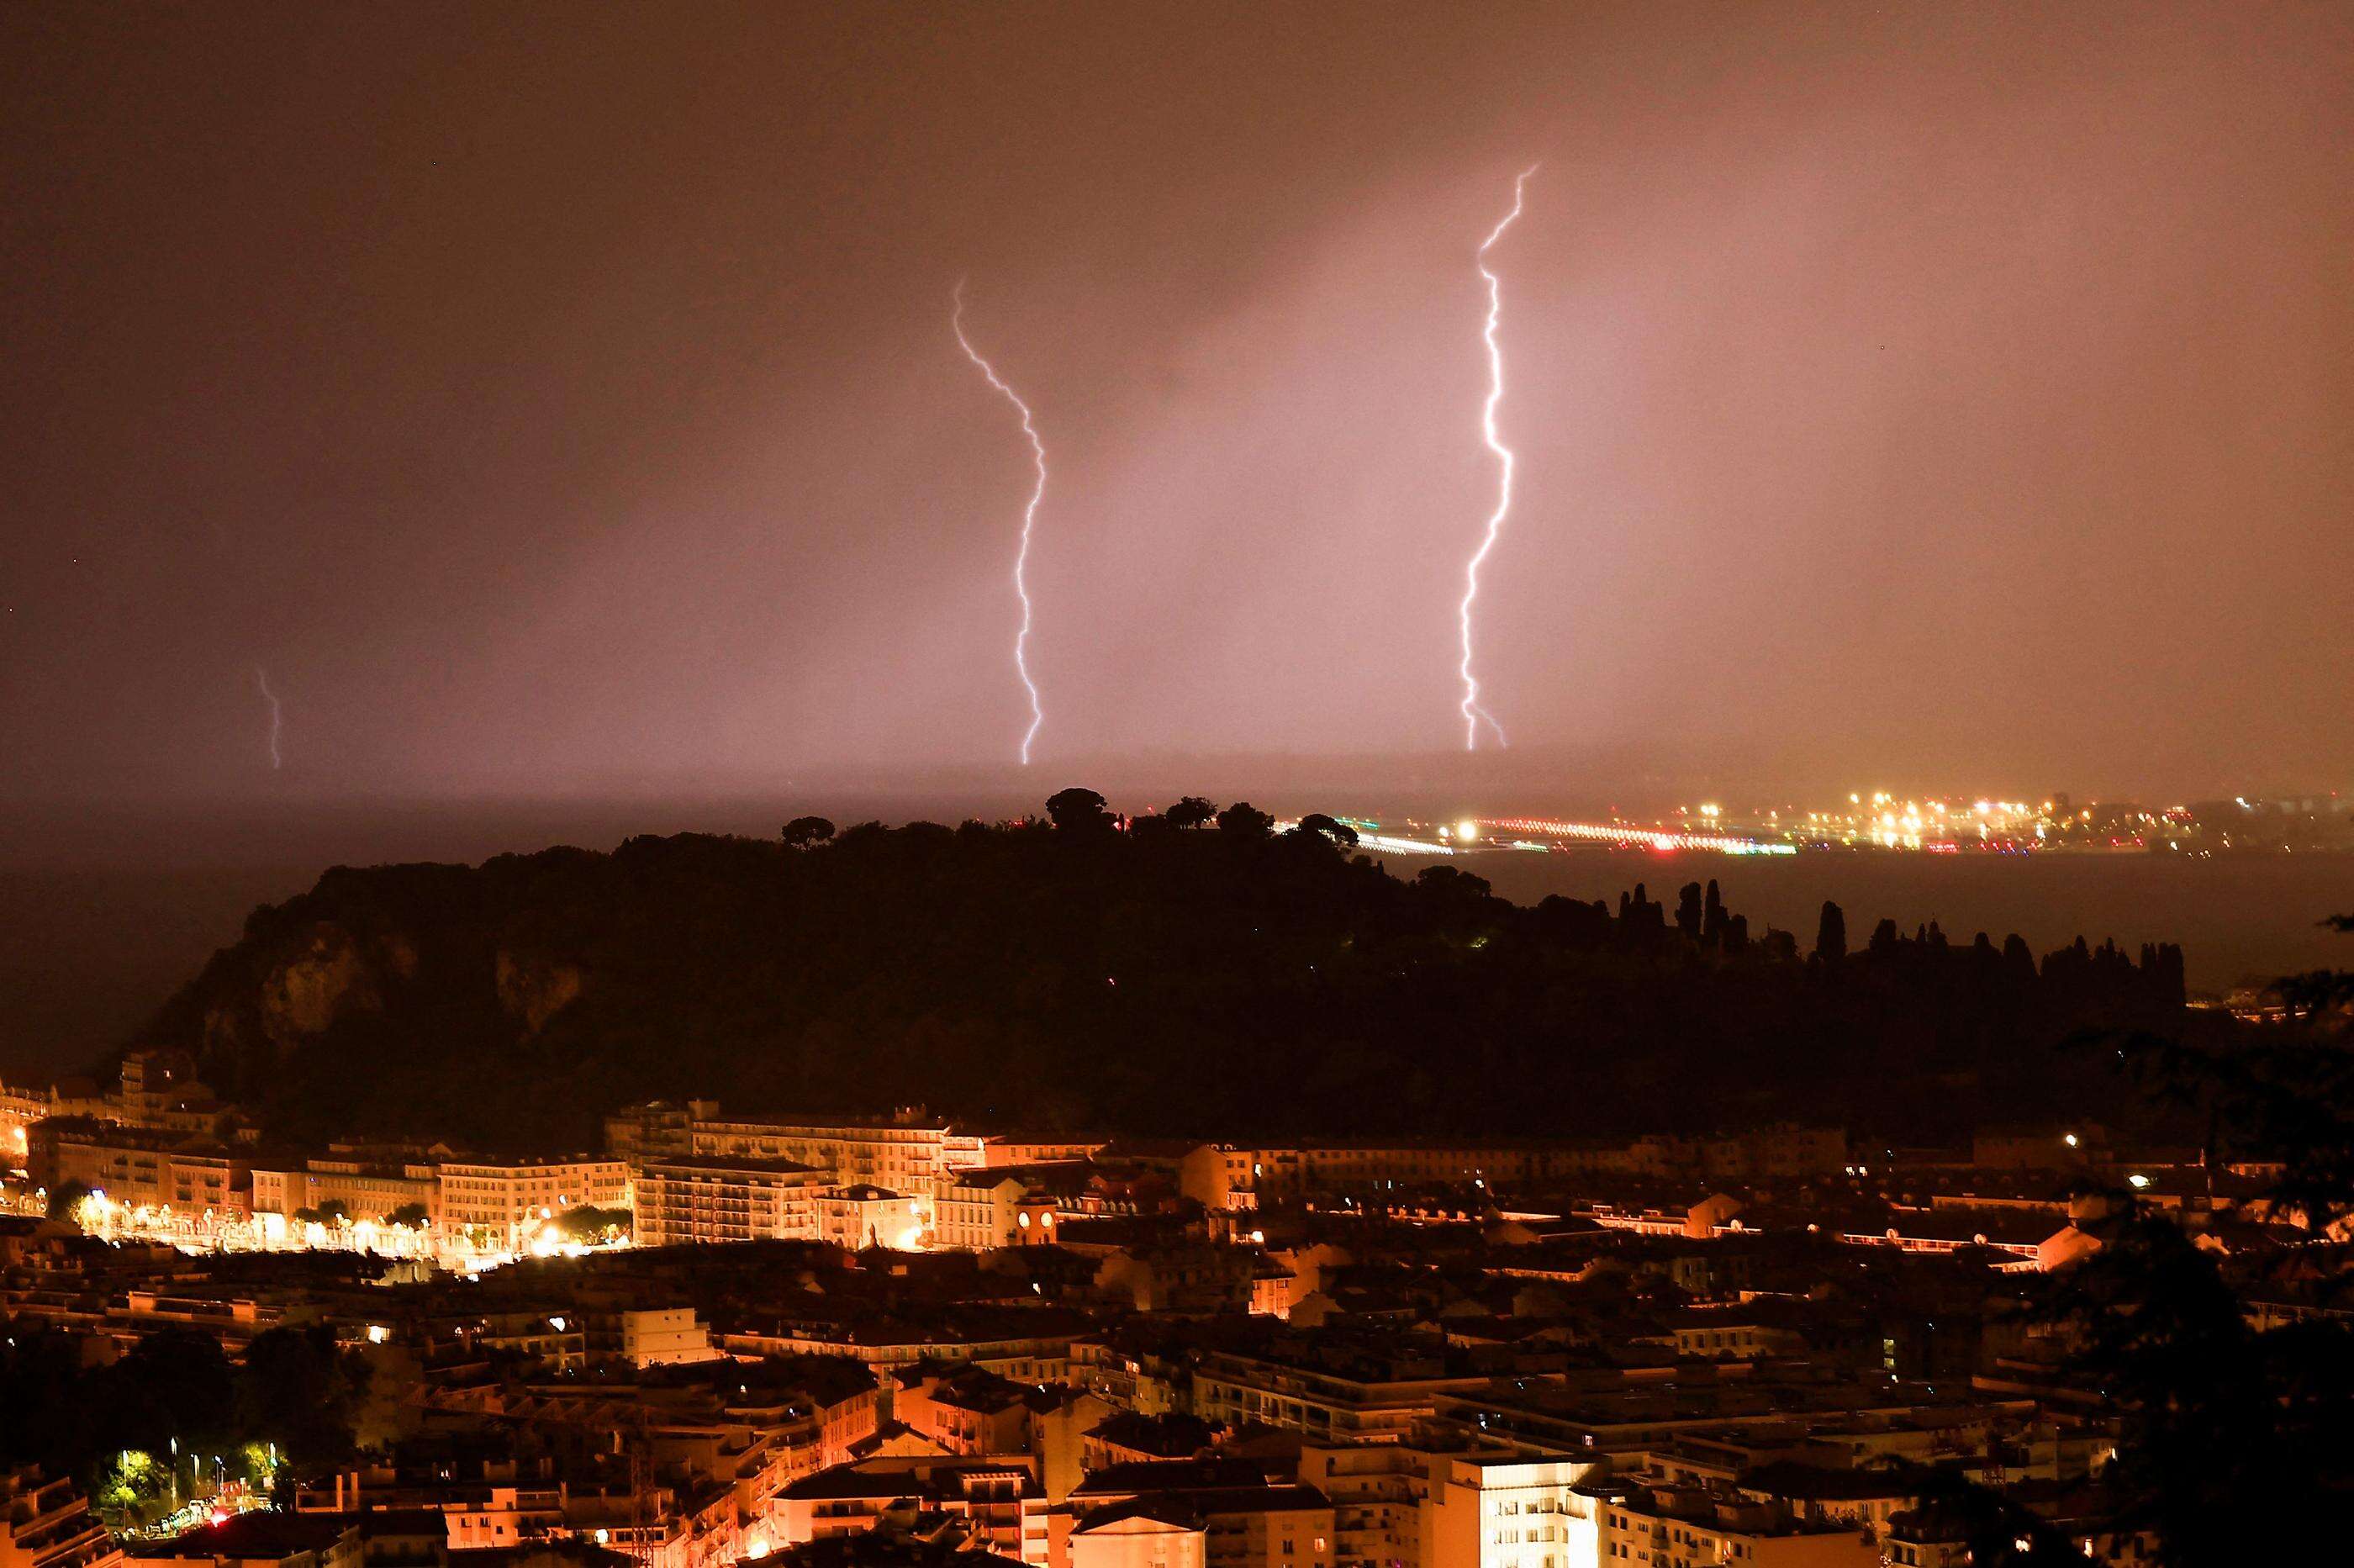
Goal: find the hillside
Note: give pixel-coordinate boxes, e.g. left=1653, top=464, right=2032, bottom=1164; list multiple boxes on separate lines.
left=129, top=801, right=2195, bottom=1152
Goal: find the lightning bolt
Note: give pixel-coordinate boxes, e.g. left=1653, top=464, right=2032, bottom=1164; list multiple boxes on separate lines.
left=254, top=666, right=283, bottom=770
left=1458, top=165, right=1537, bottom=751
left=952, top=281, right=1048, bottom=766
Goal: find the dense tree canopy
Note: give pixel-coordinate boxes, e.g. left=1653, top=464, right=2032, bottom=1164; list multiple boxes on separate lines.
left=0, top=1323, right=368, bottom=1506
left=134, top=795, right=2195, bottom=1152
left=2017, top=911, right=2354, bottom=1564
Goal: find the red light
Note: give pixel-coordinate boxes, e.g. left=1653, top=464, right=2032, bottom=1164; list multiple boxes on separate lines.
left=209, top=1512, right=229, bottom=1525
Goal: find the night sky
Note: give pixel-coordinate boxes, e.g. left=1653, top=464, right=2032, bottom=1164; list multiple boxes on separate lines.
left=4, top=3, right=2347, bottom=803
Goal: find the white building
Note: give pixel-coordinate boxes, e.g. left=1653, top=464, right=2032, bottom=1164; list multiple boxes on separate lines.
left=620, top=1307, right=721, bottom=1368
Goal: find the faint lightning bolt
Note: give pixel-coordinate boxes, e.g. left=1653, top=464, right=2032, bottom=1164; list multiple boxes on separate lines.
left=1458, top=165, right=1537, bottom=751
left=254, top=666, right=284, bottom=769
left=951, top=280, right=1048, bottom=766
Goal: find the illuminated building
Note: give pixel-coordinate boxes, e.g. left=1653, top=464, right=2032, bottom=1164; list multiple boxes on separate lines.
left=1063, top=1472, right=1335, bottom=1568
left=618, top=1306, right=721, bottom=1368
left=0, top=1079, right=45, bottom=1167
left=1296, top=1443, right=1428, bottom=1568
left=436, top=1155, right=627, bottom=1251
left=895, top=1365, right=1047, bottom=1458
left=1425, top=1454, right=1603, bottom=1568
left=689, top=1111, right=986, bottom=1215
left=934, top=1169, right=1062, bottom=1250
left=24, top=1117, right=251, bottom=1217
left=1066, top=1502, right=1206, bottom=1568
left=1094, top=1246, right=1293, bottom=1316
left=1594, top=1484, right=1877, bottom=1568
left=632, top=1155, right=828, bottom=1248
left=246, top=1156, right=440, bottom=1227
left=775, top=1459, right=1048, bottom=1562
left=816, top=1183, right=926, bottom=1251
left=1204, top=1143, right=1544, bottom=1203
left=1192, top=1349, right=1492, bottom=1444
left=111, top=1051, right=217, bottom=1132
left=1, top=1466, right=124, bottom=1568
left=1178, top=1145, right=1259, bottom=1212
left=982, top=1135, right=1111, bottom=1167
left=602, top=1099, right=709, bottom=1164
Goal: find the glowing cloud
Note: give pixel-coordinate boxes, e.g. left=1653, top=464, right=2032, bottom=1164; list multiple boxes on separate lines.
left=1457, top=166, right=1537, bottom=751
left=254, top=666, right=283, bottom=769
left=951, top=281, right=1048, bottom=766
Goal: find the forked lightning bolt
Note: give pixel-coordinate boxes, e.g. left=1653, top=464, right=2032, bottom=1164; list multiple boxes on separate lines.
left=1458, top=166, right=1537, bottom=751
left=952, top=282, right=1048, bottom=766
left=255, top=666, right=284, bottom=769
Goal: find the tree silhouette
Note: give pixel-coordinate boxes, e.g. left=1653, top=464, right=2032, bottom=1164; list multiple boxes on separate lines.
left=1045, top=787, right=1111, bottom=832
left=553, top=1204, right=631, bottom=1240
left=1675, top=882, right=1703, bottom=942
left=782, top=816, right=837, bottom=849
left=1813, top=900, right=1846, bottom=964
left=1702, top=879, right=1729, bottom=949
left=1215, top=801, right=1274, bottom=839
left=235, top=1325, right=370, bottom=1468
left=1296, top=813, right=1359, bottom=848
left=1165, top=796, right=1217, bottom=831
left=2027, top=910, right=2354, bottom=1562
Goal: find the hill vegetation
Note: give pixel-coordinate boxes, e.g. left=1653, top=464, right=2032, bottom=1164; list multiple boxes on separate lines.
left=135, top=795, right=2195, bottom=1152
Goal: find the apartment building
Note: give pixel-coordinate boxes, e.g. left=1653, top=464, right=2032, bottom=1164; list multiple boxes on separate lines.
left=602, top=1100, right=711, bottom=1164
left=1064, top=1472, right=1336, bottom=1568
left=247, top=1157, right=440, bottom=1227
left=895, top=1365, right=1045, bottom=1458
left=24, top=1118, right=250, bottom=1217
left=1296, top=1443, right=1608, bottom=1568
left=1425, top=1455, right=1604, bottom=1568
left=436, top=1156, right=628, bottom=1249
left=690, top=1113, right=985, bottom=1199
left=775, top=1459, right=1048, bottom=1564
left=1181, top=1144, right=1536, bottom=1207
left=633, top=1156, right=828, bottom=1248
left=1, top=1468, right=124, bottom=1568
left=1193, top=1349, right=1492, bottom=1444
left=1596, top=1484, right=1878, bottom=1568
